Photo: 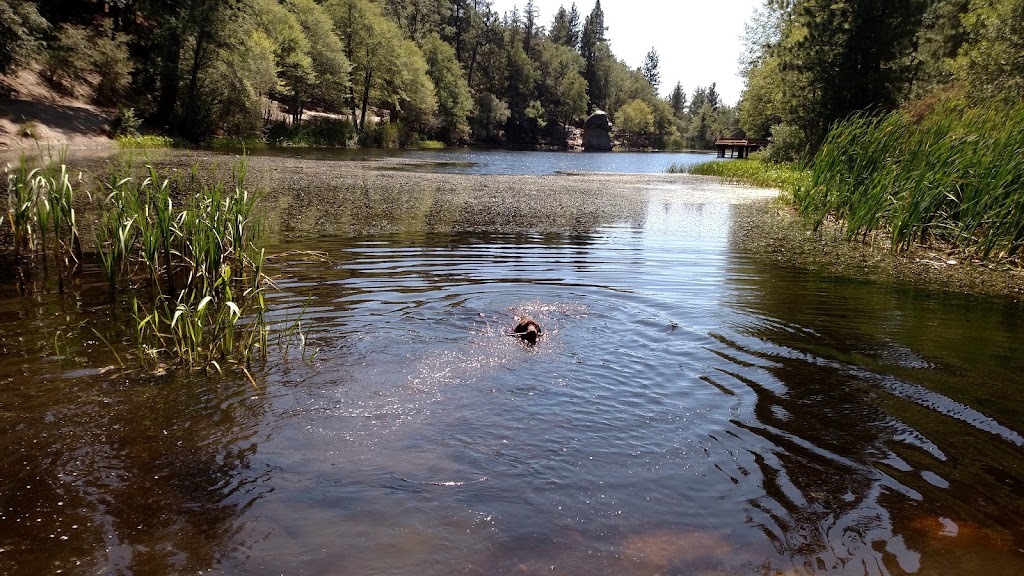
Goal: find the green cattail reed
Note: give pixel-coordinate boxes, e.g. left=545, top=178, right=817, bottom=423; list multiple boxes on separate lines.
left=796, top=100, right=1024, bottom=259
left=96, top=157, right=269, bottom=371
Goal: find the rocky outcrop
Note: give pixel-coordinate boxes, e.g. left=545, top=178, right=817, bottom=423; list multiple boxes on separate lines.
left=582, top=110, right=613, bottom=151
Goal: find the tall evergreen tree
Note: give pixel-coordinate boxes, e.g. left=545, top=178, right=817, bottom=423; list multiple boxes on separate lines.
left=580, top=0, right=608, bottom=110
left=566, top=2, right=581, bottom=50
left=774, top=0, right=925, bottom=147
left=641, top=47, right=660, bottom=89
left=669, top=81, right=686, bottom=119
left=549, top=5, right=571, bottom=46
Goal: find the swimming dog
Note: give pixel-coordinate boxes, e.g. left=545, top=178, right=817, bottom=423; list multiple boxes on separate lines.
left=512, top=318, right=543, bottom=345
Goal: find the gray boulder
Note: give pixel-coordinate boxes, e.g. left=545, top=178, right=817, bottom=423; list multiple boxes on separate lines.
left=582, top=110, right=613, bottom=151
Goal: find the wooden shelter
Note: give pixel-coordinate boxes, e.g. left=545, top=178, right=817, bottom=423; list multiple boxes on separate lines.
left=714, top=138, right=769, bottom=159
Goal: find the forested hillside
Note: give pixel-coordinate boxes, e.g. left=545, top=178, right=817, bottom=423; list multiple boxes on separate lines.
left=0, top=0, right=738, bottom=148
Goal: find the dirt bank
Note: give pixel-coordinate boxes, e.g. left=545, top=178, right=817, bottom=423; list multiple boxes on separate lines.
left=731, top=201, right=1024, bottom=300
left=0, top=69, right=115, bottom=153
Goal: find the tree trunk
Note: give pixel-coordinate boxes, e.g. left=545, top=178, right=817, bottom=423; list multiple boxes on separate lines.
left=156, top=35, right=182, bottom=129
left=359, top=68, right=372, bottom=131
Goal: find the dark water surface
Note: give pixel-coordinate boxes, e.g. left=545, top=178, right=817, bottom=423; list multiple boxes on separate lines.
left=1, top=172, right=1023, bottom=575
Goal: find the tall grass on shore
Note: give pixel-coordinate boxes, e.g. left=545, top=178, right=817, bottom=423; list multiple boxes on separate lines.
left=795, top=102, right=1024, bottom=258
left=3, top=152, right=82, bottom=282
left=115, top=134, right=176, bottom=149
left=671, top=158, right=810, bottom=192
left=97, top=158, right=269, bottom=370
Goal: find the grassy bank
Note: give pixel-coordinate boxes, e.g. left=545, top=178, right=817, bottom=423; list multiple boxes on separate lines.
left=795, top=101, right=1024, bottom=259
left=672, top=158, right=809, bottom=192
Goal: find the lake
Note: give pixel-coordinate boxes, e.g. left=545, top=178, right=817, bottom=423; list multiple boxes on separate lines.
left=0, top=150, right=1021, bottom=575
left=244, top=147, right=719, bottom=175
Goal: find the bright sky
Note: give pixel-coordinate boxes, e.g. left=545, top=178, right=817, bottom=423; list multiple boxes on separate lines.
left=488, top=0, right=761, bottom=105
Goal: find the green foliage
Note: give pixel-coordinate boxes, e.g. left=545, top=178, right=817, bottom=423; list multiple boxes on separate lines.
left=795, top=101, right=1024, bottom=258
left=762, top=122, right=807, bottom=163
left=115, top=134, right=175, bottom=149
left=325, top=0, right=435, bottom=132
left=421, top=32, right=472, bottom=143
left=641, top=47, right=660, bottom=89
left=525, top=99, right=547, bottom=130
left=3, top=151, right=79, bottom=265
left=472, top=92, right=511, bottom=143
left=615, top=98, right=654, bottom=148
left=266, top=116, right=355, bottom=146
left=535, top=40, right=587, bottom=143
left=90, top=24, right=133, bottom=105
left=549, top=4, right=581, bottom=50
left=740, top=0, right=926, bottom=153
left=41, top=23, right=89, bottom=92
left=251, top=0, right=316, bottom=118
left=0, top=0, right=47, bottom=74
left=580, top=0, right=609, bottom=110
left=0, top=0, right=733, bottom=149
left=679, top=158, right=810, bottom=191
left=669, top=82, right=686, bottom=120
left=110, top=107, right=142, bottom=137
left=359, top=119, right=401, bottom=148
left=41, top=22, right=132, bottom=104
left=912, top=0, right=969, bottom=94
left=97, top=158, right=269, bottom=369
left=283, top=0, right=351, bottom=116
left=954, top=0, right=1024, bottom=101
left=739, top=56, right=782, bottom=139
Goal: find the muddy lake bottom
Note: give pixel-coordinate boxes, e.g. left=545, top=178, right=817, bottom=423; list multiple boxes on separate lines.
left=1, top=151, right=1023, bottom=575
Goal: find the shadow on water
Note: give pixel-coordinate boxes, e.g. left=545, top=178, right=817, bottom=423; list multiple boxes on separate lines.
left=0, top=266, right=271, bottom=575
left=711, top=249, right=1024, bottom=574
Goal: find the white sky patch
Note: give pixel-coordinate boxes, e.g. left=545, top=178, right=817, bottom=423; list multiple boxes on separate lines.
left=488, top=0, right=760, bottom=105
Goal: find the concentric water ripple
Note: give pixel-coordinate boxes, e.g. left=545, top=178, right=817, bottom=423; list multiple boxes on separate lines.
left=244, top=216, right=1024, bottom=574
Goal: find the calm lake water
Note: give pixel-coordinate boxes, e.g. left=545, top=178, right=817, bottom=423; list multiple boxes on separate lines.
left=245, top=147, right=719, bottom=175
left=1, top=151, right=1022, bottom=575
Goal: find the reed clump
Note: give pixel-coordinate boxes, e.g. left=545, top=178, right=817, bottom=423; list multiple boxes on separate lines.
left=674, top=158, right=810, bottom=192
left=795, top=101, right=1024, bottom=260
left=2, top=151, right=83, bottom=284
left=97, top=158, right=268, bottom=370
left=115, top=134, right=176, bottom=149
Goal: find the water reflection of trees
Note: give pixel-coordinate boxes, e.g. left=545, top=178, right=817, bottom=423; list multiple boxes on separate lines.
left=714, top=252, right=1024, bottom=573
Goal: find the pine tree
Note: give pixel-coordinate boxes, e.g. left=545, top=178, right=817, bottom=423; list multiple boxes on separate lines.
left=641, top=47, right=660, bottom=89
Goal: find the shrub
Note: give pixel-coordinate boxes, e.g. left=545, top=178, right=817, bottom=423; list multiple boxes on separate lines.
left=109, top=107, right=141, bottom=137
left=359, top=120, right=400, bottom=148
left=90, top=27, right=133, bottom=106
left=42, top=24, right=90, bottom=94
left=763, top=123, right=807, bottom=164
left=265, top=117, right=355, bottom=147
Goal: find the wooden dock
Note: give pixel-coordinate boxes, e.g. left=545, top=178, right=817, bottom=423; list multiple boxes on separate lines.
left=714, top=138, right=769, bottom=159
